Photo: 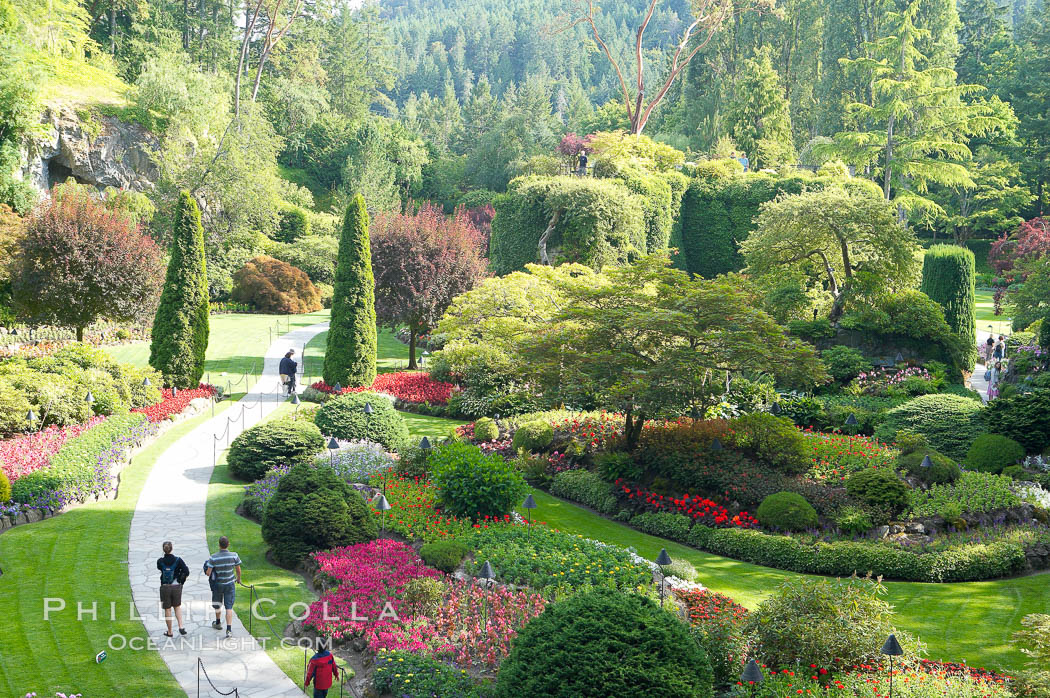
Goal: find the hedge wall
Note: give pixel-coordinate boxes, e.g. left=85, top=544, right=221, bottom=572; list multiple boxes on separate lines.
left=920, top=245, right=976, bottom=368
left=488, top=176, right=645, bottom=274
left=676, top=170, right=881, bottom=278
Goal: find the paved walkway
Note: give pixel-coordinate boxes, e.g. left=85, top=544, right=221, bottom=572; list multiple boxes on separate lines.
left=128, top=322, right=328, bottom=697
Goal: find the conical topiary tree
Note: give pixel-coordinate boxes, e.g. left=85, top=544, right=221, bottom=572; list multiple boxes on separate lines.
left=920, top=244, right=976, bottom=369
left=149, top=191, right=210, bottom=388
left=324, top=193, right=377, bottom=387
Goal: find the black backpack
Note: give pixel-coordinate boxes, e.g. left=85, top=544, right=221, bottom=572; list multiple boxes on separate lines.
left=160, top=557, right=181, bottom=585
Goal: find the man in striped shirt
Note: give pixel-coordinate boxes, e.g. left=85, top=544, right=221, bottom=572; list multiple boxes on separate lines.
left=205, top=536, right=242, bottom=638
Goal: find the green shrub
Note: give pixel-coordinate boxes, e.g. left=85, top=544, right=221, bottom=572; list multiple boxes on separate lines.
left=0, top=469, right=11, bottom=502
left=419, top=539, right=470, bottom=573
left=2, top=369, right=93, bottom=428
left=1002, top=465, right=1029, bottom=480
left=227, top=419, right=324, bottom=481
left=874, top=394, right=985, bottom=459
left=261, top=463, right=377, bottom=568
left=982, top=389, right=1050, bottom=454
left=630, top=512, right=693, bottom=542
left=966, top=433, right=1026, bottom=473
left=314, top=392, right=409, bottom=450
left=149, top=191, right=209, bottom=388
left=920, top=245, right=977, bottom=368
left=727, top=413, right=809, bottom=474
left=493, top=589, right=714, bottom=698
left=275, top=203, right=310, bottom=243
left=549, top=469, right=617, bottom=514
left=1040, top=317, right=1050, bottom=350
left=846, top=468, right=910, bottom=516
left=907, top=471, right=1021, bottom=518
left=429, top=442, right=528, bottom=518
left=324, top=194, right=377, bottom=387
left=747, top=577, right=908, bottom=668
left=756, top=492, right=818, bottom=531
left=373, top=650, right=483, bottom=698
left=595, top=451, right=640, bottom=481
left=511, top=419, right=554, bottom=452
left=472, top=417, right=499, bottom=441
left=822, top=345, right=870, bottom=383
left=834, top=505, right=873, bottom=535
left=0, top=376, right=32, bottom=438
left=898, top=449, right=960, bottom=484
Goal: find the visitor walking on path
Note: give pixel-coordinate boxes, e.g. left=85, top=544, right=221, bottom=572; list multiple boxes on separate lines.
left=157, top=542, right=190, bottom=637
left=994, top=336, right=1007, bottom=360
left=988, top=360, right=1003, bottom=400
left=205, top=536, right=242, bottom=638
left=279, top=349, right=298, bottom=395
left=982, top=337, right=995, bottom=364
left=305, top=645, right=341, bottom=698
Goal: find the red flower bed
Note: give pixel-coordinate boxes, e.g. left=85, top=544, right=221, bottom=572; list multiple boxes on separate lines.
left=615, top=479, right=759, bottom=529
left=311, top=371, right=455, bottom=405
left=0, top=416, right=107, bottom=482
left=132, top=384, right=216, bottom=423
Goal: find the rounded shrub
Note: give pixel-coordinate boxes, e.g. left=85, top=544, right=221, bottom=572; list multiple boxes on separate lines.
left=822, top=345, right=870, bottom=383
left=756, top=492, right=818, bottom=531
left=846, top=468, right=910, bottom=516
left=511, top=419, right=554, bottom=452
left=429, top=442, right=528, bottom=519
left=494, top=589, right=714, bottom=698
left=232, top=255, right=322, bottom=314
left=227, top=419, right=325, bottom=481
left=1001, top=465, right=1029, bottom=481
left=898, top=449, right=960, bottom=485
left=261, top=464, right=377, bottom=568
left=834, top=505, right=873, bottom=535
left=982, top=389, right=1050, bottom=454
left=727, top=413, right=809, bottom=474
left=0, top=377, right=33, bottom=438
left=874, top=394, right=985, bottom=460
left=0, top=470, right=11, bottom=503
left=419, top=539, right=470, bottom=573
left=314, top=392, right=409, bottom=450
left=967, top=433, right=1027, bottom=473
left=472, top=417, right=499, bottom=441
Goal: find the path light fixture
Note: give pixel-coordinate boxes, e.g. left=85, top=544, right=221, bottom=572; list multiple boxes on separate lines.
left=741, top=659, right=764, bottom=696
left=172, top=386, right=178, bottom=397
left=479, top=560, right=495, bottom=584
left=142, top=376, right=151, bottom=387
left=328, top=436, right=339, bottom=466
left=770, top=402, right=782, bottom=416
left=895, top=351, right=904, bottom=364
left=881, top=634, right=904, bottom=698
left=26, top=409, right=37, bottom=431
left=920, top=455, right=933, bottom=469
left=419, top=436, right=432, bottom=451
left=364, top=402, right=373, bottom=415
left=333, top=382, right=342, bottom=393
left=709, top=437, right=723, bottom=452
left=85, top=391, right=95, bottom=405
left=845, top=413, right=858, bottom=427
left=655, top=548, right=672, bottom=605
left=372, top=493, right=392, bottom=533
left=690, top=405, right=701, bottom=419
left=522, top=494, right=537, bottom=536
left=421, top=350, right=430, bottom=367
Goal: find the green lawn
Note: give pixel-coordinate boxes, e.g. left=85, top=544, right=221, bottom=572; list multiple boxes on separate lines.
left=0, top=409, right=225, bottom=697
left=106, top=311, right=330, bottom=395
left=975, top=288, right=1012, bottom=337
left=520, top=490, right=1050, bottom=674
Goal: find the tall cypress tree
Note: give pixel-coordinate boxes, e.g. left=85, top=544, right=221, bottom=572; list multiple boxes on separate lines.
left=149, top=191, right=210, bottom=388
left=920, top=244, right=976, bottom=368
left=727, top=47, right=796, bottom=169
left=324, top=193, right=377, bottom=387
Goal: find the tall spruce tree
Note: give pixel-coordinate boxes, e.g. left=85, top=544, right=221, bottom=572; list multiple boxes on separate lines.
left=727, top=47, right=796, bottom=168
left=324, top=193, right=377, bottom=387
left=920, top=244, right=977, bottom=368
left=149, top=191, right=209, bottom=388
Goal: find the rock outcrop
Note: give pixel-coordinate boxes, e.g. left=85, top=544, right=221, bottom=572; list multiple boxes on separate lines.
left=19, top=106, right=159, bottom=193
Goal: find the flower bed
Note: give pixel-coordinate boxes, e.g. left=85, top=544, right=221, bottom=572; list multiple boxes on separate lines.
left=131, top=384, right=216, bottom=423
left=678, top=589, right=751, bottom=687
left=371, top=474, right=473, bottom=542
left=800, top=429, right=898, bottom=484
left=906, top=472, right=1021, bottom=519
left=372, top=650, right=482, bottom=698
left=0, top=416, right=106, bottom=482
left=310, top=372, right=455, bottom=405
left=614, top=480, right=759, bottom=529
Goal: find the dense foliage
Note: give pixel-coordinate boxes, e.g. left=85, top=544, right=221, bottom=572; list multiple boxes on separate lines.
left=231, top=255, right=321, bottom=314
left=314, top=392, right=409, bottom=450
left=227, top=419, right=324, bottom=481
left=920, top=245, right=977, bottom=367
left=874, top=394, right=986, bottom=459
left=428, top=441, right=527, bottom=518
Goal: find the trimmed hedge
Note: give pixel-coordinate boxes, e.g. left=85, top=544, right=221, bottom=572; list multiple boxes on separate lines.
left=920, top=244, right=977, bottom=369
left=981, top=389, right=1050, bottom=454
left=630, top=511, right=693, bottom=542
left=966, top=433, right=1026, bottom=473
left=549, top=469, right=618, bottom=514
left=419, top=539, right=470, bottom=573
left=756, top=492, right=818, bottom=531
left=898, top=449, right=960, bottom=484
left=845, top=468, right=910, bottom=516
left=314, top=392, right=409, bottom=450
left=686, top=525, right=1027, bottom=582
left=874, top=394, right=985, bottom=460
left=511, top=419, right=554, bottom=452
left=227, top=419, right=324, bottom=481
left=494, top=589, right=714, bottom=698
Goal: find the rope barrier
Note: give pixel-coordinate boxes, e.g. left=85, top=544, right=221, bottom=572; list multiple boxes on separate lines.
left=197, top=657, right=240, bottom=697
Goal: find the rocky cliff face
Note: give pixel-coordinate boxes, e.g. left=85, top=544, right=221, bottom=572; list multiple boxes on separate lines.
left=19, top=106, right=159, bottom=193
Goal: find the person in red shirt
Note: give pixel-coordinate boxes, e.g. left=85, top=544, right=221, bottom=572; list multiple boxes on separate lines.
left=305, top=645, right=340, bottom=698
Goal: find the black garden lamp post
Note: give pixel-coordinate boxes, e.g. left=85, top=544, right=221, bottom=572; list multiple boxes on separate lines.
left=421, top=350, right=430, bottom=367
left=142, top=376, right=151, bottom=388
left=741, top=659, right=764, bottom=696
left=364, top=402, right=373, bottom=415
left=522, top=494, right=537, bottom=536
left=418, top=436, right=432, bottom=480
left=478, top=560, right=496, bottom=627
left=895, top=351, right=904, bottom=365
left=709, top=437, right=723, bottom=452
left=290, top=392, right=300, bottom=416
left=328, top=436, right=339, bottom=466
left=881, top=634, right=904, bottom=698
left=372, top=493, right=392, bottom=533
left=26, top=409, right=37, bottom=432
left=655, top=548, right=672, bottom=605
left=920, top=455, right=933, bottom=469
left=85, top=391, right=95, bottom=407
left=770, top=402, right=782, bottom=416
left=172, top=386, right=178, bottom=398
left=333, top=382, right=342, bottom=393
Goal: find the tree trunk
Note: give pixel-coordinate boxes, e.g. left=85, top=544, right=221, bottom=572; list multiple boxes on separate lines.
left=183, top=0, right=190, bottom=50
left=624, top=406, right=645, bottom=451
left=408, top=327, right=417, bottom=370
left=109, top=4, right=116, bottom=54
left=538, top=209, right=561, bottom=264
left=76, top=326, right=85, bottom=342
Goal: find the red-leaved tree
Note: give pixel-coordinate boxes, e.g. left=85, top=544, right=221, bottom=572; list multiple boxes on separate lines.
left=12, top=185, right=164, bottom=341
left=990, top=217, right=1050, bottom=282
left=371, top=204, right=489, bottom=368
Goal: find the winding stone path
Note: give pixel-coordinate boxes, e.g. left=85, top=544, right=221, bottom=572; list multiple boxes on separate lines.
left=128, top=322, right=327, bottom=697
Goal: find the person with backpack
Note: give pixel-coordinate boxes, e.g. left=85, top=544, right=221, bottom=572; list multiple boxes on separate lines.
left=305, top=642, right=340, bottom=698
left=994, top=336, right=1007, bottom=361
left=157, top=541, right=190, bottom=637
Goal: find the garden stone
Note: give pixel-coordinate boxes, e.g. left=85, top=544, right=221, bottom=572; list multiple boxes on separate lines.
left=874, top=525, right=890, bottom=538
left=905, top=523, right=925, bottom=535
left=12, top=512, right=28, bottom=526
left=188, top=397, right=211, bottom=413
left=0, top=515, right=9, bottom=531
left=25, top=509, right=42, bottom=524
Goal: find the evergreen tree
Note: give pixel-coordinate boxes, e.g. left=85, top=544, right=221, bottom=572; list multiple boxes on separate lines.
left=149, top=191, right=209, bottom=388
left=324, top=193, right=377, bottom=388
left=920, top=244, right=977, bottom=369
left=1006, top=5, right=1050, bottom=215
left=956, top=0, right=1013, bottom=88
left=727, top=48, right=796, bottom=168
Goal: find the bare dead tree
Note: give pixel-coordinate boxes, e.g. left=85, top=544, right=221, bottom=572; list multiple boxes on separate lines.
left=249, top=0, right=306, bottom=103
left=555, top=0, right=770, bottom=134
left=234, top=0, right=266, bottom=119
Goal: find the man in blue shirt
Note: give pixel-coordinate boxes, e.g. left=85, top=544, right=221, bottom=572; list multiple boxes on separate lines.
left=205, top=536, right=242, bottom=638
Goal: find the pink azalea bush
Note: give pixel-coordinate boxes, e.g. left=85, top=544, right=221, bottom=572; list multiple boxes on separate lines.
left=0, top=416, right=106, bottom=482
